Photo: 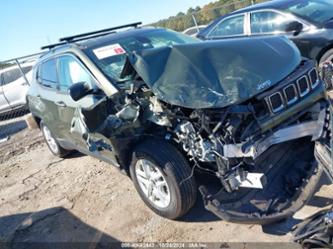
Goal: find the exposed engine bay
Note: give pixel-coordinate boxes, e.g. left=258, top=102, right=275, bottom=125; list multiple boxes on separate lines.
left=65, top=35, right=333, bottom=223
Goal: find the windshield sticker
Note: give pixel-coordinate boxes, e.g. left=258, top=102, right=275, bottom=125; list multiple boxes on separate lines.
left=93, top=44, right=126, bottom=59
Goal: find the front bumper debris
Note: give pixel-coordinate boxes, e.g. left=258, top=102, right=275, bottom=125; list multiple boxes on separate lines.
left=315, top=142, right=332, bottom=182
left=199, top=141, right=323, bottom=224
left=223, top=103, right=327, bottom=159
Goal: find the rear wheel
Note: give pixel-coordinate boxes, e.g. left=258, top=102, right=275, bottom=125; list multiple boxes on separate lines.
left=40, top=121, right=71, bottom=158
left=130, top=139, right=197, bottom=220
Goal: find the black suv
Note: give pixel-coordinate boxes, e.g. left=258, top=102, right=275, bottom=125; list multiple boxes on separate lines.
left=28, top=23, right=329, bottom=223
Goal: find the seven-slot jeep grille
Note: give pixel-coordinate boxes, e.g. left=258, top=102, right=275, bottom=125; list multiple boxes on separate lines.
left=266, top=68, right=319, bottom=114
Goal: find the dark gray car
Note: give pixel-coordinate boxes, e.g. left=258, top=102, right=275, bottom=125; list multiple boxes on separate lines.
left=198, top=0, right=333, bottom=65
left=28, top=24, right=330, bottom=223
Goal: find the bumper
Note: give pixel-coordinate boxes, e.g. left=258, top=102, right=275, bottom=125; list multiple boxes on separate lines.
left=199, top=141, right=323, bottom=225
left=200, top=165, right=322, bottom=224
left=315, top=141, right=333, bottom=182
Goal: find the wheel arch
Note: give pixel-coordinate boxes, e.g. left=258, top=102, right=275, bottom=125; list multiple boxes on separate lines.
left=113, top=134, right=166, bottom=175
left=114, top=134, right=186, bottom=176
left=316, top=43, right=333, bottom=63
left=31, top=114, right=42, bottom=128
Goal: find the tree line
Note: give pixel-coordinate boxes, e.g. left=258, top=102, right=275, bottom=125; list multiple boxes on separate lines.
left=151, top=0, right=266, bottom=31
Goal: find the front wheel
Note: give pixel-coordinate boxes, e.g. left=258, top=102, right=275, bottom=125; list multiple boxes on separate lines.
left=130, top=139, right=197, bottom=220
left=40, top=121, right=71, bottom=158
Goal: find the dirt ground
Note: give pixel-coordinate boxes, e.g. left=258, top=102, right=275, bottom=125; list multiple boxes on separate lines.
left=1, top=125, right=333, bottom=248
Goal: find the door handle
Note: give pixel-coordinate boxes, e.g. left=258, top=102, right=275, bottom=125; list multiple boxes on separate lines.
left=55, top=101, right=67, bottom=107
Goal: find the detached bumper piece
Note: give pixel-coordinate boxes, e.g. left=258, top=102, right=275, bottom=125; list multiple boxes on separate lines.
left=199, top=140, right=323, bottom=225
left=293, top=208, right=333, bottom=248
left=315, top=142, right=332, bottom=182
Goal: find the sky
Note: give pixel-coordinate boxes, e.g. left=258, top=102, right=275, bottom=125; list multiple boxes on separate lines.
left=1, top=0, right=213, bottom=61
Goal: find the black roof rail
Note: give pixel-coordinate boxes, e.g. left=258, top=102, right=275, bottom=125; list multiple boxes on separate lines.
left=41, top=41, right=68, bottom=50
left=59, top=22, right=142, bottom=42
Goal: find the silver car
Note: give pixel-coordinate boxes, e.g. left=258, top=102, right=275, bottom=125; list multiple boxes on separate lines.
left=0, top=62, right=34, bottom=115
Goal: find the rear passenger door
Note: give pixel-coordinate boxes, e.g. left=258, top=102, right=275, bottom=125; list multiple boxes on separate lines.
left=206, top=14, right=247, bottom=39
left=37, top=58, right=62, bottom=137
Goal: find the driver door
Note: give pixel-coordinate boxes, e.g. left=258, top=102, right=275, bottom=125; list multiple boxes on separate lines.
left=249, top=10, right=309, bottom=54
left=56, top=54, right=118, bottom=165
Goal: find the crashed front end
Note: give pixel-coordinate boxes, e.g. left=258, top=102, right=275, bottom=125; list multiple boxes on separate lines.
left=118, top=36, right=328, bottom=224
left=169, top=65, right=327, bottom=224
left=82, top=36, right=329, bottom=224
left=196, top=71, right=328, bottom=223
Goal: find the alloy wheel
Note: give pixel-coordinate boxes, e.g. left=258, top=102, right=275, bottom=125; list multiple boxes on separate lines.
left=135, top=159, right=171, bottom=208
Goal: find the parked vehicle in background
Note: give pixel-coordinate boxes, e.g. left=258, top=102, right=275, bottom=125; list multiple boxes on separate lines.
left=198, top=0, right=333, bottom=65
left=0, top=61, right=34, bottom=115
left=182, top=25, right=206, bottom=37
left=28, top=23, right=330, bottom=223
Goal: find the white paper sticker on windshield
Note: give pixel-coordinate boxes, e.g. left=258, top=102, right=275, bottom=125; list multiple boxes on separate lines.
left=93, top=44, right=126, bottom=59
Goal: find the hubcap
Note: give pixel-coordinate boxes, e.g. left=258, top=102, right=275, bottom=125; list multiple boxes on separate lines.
left=321, top=54, right=333, bottom=67
left=135, top=159, right=171, bottom=208
left=43, top=125, right=58, bottom=153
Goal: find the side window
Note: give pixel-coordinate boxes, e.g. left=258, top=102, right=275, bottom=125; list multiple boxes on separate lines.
left=208, top=15, right=245, bottom=38
left=58, top=55, right=94, bottom=92
left=2, top=68, right=23, bottom=86
left=250, top=11, right=293, bottom=34
left=40, top=59, right=58, bottom=89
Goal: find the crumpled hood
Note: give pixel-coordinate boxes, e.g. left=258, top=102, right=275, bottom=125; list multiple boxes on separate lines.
left=127, top=36, right=301, bottom=109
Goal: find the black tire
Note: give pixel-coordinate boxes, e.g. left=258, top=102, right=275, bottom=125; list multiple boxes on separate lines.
left=40, top=121, right=71, bottom=158
left=319, top=48, right=333, bottom=66
left=130, top=139, right=197, bottom=220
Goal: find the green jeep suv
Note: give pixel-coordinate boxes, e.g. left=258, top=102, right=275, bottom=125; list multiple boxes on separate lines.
left=28, top=23, right=330, bottom=223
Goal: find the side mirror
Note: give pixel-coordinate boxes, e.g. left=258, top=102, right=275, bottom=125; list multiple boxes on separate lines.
left=285, top=21, right=303, bottom=36
left=69, top=82, right=92, bottom=101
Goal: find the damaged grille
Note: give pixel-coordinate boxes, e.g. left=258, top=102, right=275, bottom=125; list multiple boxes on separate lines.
left=266, top=68, right=319, bottom=114
left=309, top=68, right=319, bottom=88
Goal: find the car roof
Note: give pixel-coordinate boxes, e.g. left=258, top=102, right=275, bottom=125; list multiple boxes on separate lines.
left=40, top=26, right=163, bottom=59
left=231, top=0, right=300, bottom=14
left=78, top=26, right=163, bottom=48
